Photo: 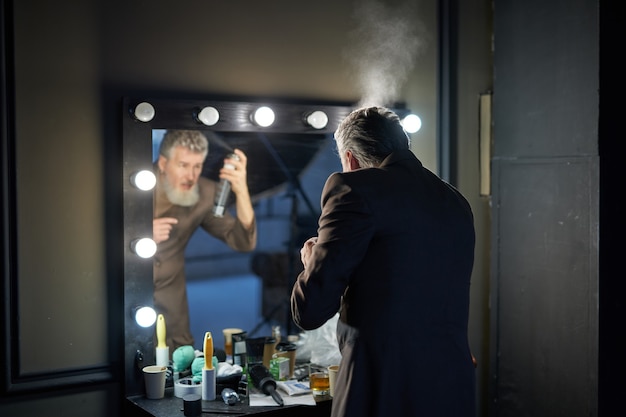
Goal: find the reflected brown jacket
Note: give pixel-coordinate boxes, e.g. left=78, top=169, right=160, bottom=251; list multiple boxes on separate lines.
left=154, top=176, right=256, bottom=351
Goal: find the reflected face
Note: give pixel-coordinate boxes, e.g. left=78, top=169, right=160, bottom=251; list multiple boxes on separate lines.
left=158, top=146, right=206, bottom=206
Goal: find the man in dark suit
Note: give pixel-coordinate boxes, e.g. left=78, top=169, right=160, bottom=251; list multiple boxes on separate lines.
left=291, top=107, right=476, bottom=417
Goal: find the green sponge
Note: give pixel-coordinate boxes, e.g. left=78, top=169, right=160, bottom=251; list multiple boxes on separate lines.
left=191, top=356, right=218, bottom=383
left=172, top=345, right=195, bottom=372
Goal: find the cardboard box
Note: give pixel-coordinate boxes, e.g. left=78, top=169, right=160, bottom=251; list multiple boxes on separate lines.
left=269, top=357, right=290, bottom=381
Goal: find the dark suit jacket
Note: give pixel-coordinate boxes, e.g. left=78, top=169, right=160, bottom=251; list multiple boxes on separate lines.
left=291, top=149, right=476, bottom=417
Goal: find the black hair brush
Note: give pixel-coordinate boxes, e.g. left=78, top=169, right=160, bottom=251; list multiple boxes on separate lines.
left=248, top=364, right=284, bottom=406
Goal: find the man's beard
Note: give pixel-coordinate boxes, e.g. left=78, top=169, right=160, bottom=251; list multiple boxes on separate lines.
left=161, top=176, right=200, bottom=207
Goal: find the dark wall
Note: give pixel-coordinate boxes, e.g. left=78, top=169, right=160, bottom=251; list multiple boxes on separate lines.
left=490, top=1, right=602, bottom=416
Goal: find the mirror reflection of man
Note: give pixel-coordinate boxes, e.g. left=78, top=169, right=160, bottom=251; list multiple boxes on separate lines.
left=153, top=130, right=257, bottom=352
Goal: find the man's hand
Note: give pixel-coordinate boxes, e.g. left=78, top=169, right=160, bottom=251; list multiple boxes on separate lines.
left=221, top=148, right=255, bottom=230
left=220, top=149, right=249, bottom=197
left=153, top=217, right=178, bottom=244
left=300, top=237, right=318, bottom=269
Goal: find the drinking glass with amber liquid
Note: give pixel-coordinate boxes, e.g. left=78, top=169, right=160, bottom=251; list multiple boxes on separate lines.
left=309, top=371, right=330, bottom=396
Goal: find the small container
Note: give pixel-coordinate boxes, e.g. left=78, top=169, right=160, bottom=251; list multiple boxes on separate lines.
left=221, top=388, right=240, bottom=405
left=269, top=356, right=290, bottom=381
left=232, top=331, right=247, bottom=368
left=183, top=394, right=202, bottom=417
left=274, top=342, right=297, bottom=379
left=245, top=337, right=269, bottom=367
left=262, top=337, right=276, bottom=368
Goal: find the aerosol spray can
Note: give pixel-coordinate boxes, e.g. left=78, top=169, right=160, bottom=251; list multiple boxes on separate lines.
left=213, top=153, right=240, bottom=217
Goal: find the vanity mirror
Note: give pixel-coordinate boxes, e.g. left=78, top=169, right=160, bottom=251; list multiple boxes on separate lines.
left=122, top=96, right=419, bottom=396
left=122, top=96, right=362, bottom=395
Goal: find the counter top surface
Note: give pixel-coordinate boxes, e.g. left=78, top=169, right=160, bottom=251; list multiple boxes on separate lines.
left=127, top=386, right=331, bottom=417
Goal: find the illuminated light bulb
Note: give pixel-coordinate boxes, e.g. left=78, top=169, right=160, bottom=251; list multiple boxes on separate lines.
left=252, top=106, right=275, bottom=127
left=131, top=238, right=157, bottom=259
left=401, top=114, right=422, bottom=133
left=305, top=110, right=329, bottom=129
left=197, top=106, right=220, bottom=126
left=135, top=306, right=157, bottom=328
left=130, top=170, right=156, bottom=191
left=133, top=102, right=155, bottom=122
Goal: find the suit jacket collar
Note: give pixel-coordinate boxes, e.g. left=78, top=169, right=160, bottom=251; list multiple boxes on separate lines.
left=380, top=149, right=422, bottom=169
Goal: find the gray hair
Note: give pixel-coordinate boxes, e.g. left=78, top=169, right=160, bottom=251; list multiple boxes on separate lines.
left=334, top=106, right=410, bottom=168
left=159, top=130, right=209, bottom=159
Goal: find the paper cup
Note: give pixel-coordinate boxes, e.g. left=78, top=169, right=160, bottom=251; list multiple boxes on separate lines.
left=328, top=365, right=339, bottom=397
left=222, top=328, right=244, bottom=357
left=143, top=365, right=167, bottom=399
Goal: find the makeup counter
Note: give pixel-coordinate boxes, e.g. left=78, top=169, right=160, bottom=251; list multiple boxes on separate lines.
left=127, top=328, right=338, bottom=417
left=126, top=360, right=333, bottom=417
left=126, top=387, right=332, bottom=417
